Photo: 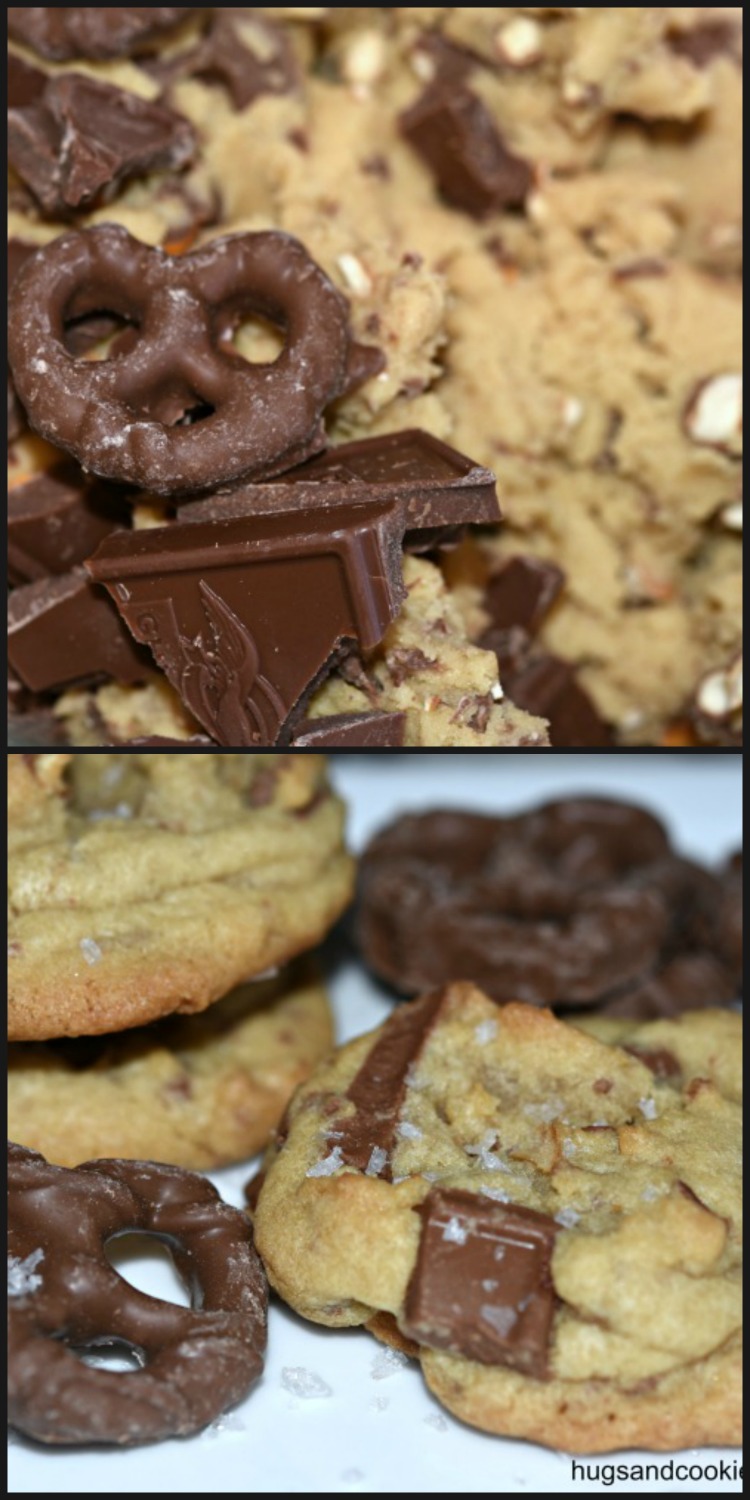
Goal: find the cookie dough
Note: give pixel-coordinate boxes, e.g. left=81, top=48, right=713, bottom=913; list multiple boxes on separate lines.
left=8, top=752, right=353, bottom=1040
left=8, top=8, right=742, bottom=744
left=8, top=962, right=334, bottom=1171
left=253, top=983, right=742, bottom=1452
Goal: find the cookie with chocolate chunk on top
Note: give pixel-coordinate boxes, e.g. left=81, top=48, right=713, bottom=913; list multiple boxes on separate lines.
left=252, top=983, right=742, bottom=1452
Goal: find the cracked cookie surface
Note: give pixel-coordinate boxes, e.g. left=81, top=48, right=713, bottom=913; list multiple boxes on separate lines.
left=253, top=983, right=742, bottom=1452
left=8, top=752, right=353, bottom=1040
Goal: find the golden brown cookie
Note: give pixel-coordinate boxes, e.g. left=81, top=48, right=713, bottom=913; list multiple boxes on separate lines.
left=253, top=984, right=742, bottom=1452
left=8, top=752, right=353, bottom=1041
left=8, top=962, right=334, bottom=1170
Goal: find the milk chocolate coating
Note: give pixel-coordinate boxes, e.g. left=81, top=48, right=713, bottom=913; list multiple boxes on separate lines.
left=292, top=711, right=407, bottom=747
left=8, top=466, right=130, bottom=585
left=403, top=1188, right=558, bottom=1378
left=8, top=241, right=37, bottom=445
left=8, top=225, right=351, bottom=497
left=88, top=431, right=499, bottom=746
left=8, top=9, right=197, bottom=61
left=8, top=568, right=154, bottom=693
left=7, top=1143, right=267, bottom=1446
left=400, top=82, right=533, bottom=218
left=335, top=990, right=449, bottom=1177
left=8, top=73, right=196, bottom=217
left=358, top=799, right=738, bottom=1014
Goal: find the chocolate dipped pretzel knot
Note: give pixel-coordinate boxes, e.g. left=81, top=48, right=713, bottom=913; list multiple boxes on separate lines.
left=7, top=1143, right=268, bottom=1445
left=8, top=225, right=351, bottom=497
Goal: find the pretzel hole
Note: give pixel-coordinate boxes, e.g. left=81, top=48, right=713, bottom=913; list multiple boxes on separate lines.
left=69, top=1338, right=146, bottom=1373
left=63, top=310, right=140, bottom=364
left=106, top=1232, right=194, bottom=1309
left=223, top=312, right=286, bottom=365
left=171, top=400, right=216, bottom=427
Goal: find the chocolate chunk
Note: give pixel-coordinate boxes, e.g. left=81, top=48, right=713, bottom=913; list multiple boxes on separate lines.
left=669, top=21, right=742, bottom=69
left=8, top=73, right=195, bottom=216
left=8, top=466, right=130, bottom=586
left=400, top=82, right=533, bottom=218
left=411, top=32, right=478, bottom=86
left=8, top=52, right=47, bottom=109
left=485, top=556, right=564, bottom=634
left=480, top=556, right=613, bottom=748
left=292, top=712, right=407, bottom=747
left=189, top=11, right=299, bottom=111
left=87, top=430, right=499, bottom=745
left=403, top=1188, right=558, bottom=1377
left=336, top=991, right=448, bottom=1178
left=8, top=569, right=154, bottom=694
left=8, top=9, right=197, bottom=62
left=339, top=340, right=387, bottom=400
left=622, top=1046, right=681, bottom=1080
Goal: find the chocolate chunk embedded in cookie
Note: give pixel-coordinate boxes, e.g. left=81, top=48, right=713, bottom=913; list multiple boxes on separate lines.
left=253, top=983, right=742, bottom=1452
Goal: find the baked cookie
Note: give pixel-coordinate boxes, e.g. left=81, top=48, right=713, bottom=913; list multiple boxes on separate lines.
left=8, top=752, right=353, bottom=1041
left=8, top=962, right=333, bottom=1170
left=357, top=799, right=741, bottom=1015
left=253, top=983, right=742, bottom=1452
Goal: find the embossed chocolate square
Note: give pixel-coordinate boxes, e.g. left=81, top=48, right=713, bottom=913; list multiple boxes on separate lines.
left=403, top=1187, right=558, bottom=1378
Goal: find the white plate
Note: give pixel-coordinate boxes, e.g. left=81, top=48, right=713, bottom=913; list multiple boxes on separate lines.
left=8, top=753, right=743, bottom=1494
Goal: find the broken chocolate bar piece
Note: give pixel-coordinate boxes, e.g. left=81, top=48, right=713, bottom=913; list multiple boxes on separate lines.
left=8, top=569, right=154, bottom=694
left=189, top=10, right=299, bottom=111
left=485, top=556, right=564, bottom=635
left=8, top=73, right=195, bottom=216
left=89, top=430, right=499, bottom=746
left=292, top=712, right=406, bottom=747
left=8, top=52, right=47, bottom=109
left=8, top=466, right=130, bottom=586
left=400, top=82, right=533, bottom=218
left=403, top=1188, right=558, bottom=1377
left=335, top=991, right=448, bottom=1178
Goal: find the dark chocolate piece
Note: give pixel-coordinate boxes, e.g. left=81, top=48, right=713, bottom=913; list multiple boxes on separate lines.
left=8, top=568, right=154, bottom=693
left=182, top=429, right=501, bottom=525
left=8, top=9, right=197, bottom=62
left=88, top=430, right=499, bottom=745
left=292, top=712, right=407, bottom=747
left=669, top=21, right=742, bottom=68
left=403, top=1188, right=558, bottom=1377
left=357, top=799, right=738, bottom=1013
left=8, top=224, right=351, bottom=496
left=484, top=556, right=564, bottom=635
left=400, top=82, right=533, bottom=218
left=7, top=1142, right=267, bottom=1446
left=8, top=466, right=130, bottom=585
left=480, top=555, right=613, bottom=748
left=339, top=340, right=387, bottom=400
left=8, top=72, right=196, bottom=217
left=335, top=990, right=448, bottom=1178
left=8, top=52, right=47, bottom=109
left=190, top=10, right=299, bottom=110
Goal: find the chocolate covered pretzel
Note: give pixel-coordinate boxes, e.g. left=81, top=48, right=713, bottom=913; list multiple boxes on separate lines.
left=7, top=1143, right=267, bottom=1446
left=8, top=225, right=351, bottom=496
left=357, top=799, right=741, bottom=1016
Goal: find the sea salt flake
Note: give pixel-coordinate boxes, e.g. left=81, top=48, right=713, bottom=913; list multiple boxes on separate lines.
left=80, top=938, right=103, bottom=965
left=474, top=1019, right=498, bottom=1045
left=424, top=1413, right=448, bottom=1432
left=523, top=1098, right=563, bottom=1123
left=442, top=1216, right=468, bottom=1245
left=640, top=1184, right=662, bottom=1202
left=465, top=1131, right=511, bottom=1172
left=307, top=1146, right=343, bottom=1178
left=396, top=1121, right=422, bottom=1140
left=370, top=1394, right=389, bottom=1413
left=371, top=1347, right=408, bottom=1381
left=8, top=1248, right=44, bottom=1298
left=555, top=1207, right=581, bottom=1228
left=562, top=1138, right=577, bottom=1159
left=365, top=1146, right=388, bottom=1177
left=281, top=1367, right=333, bottom=1399
left=480, top=1303, right=518, bottom=1336
left=638, top=1097, right=658, bottom=1120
